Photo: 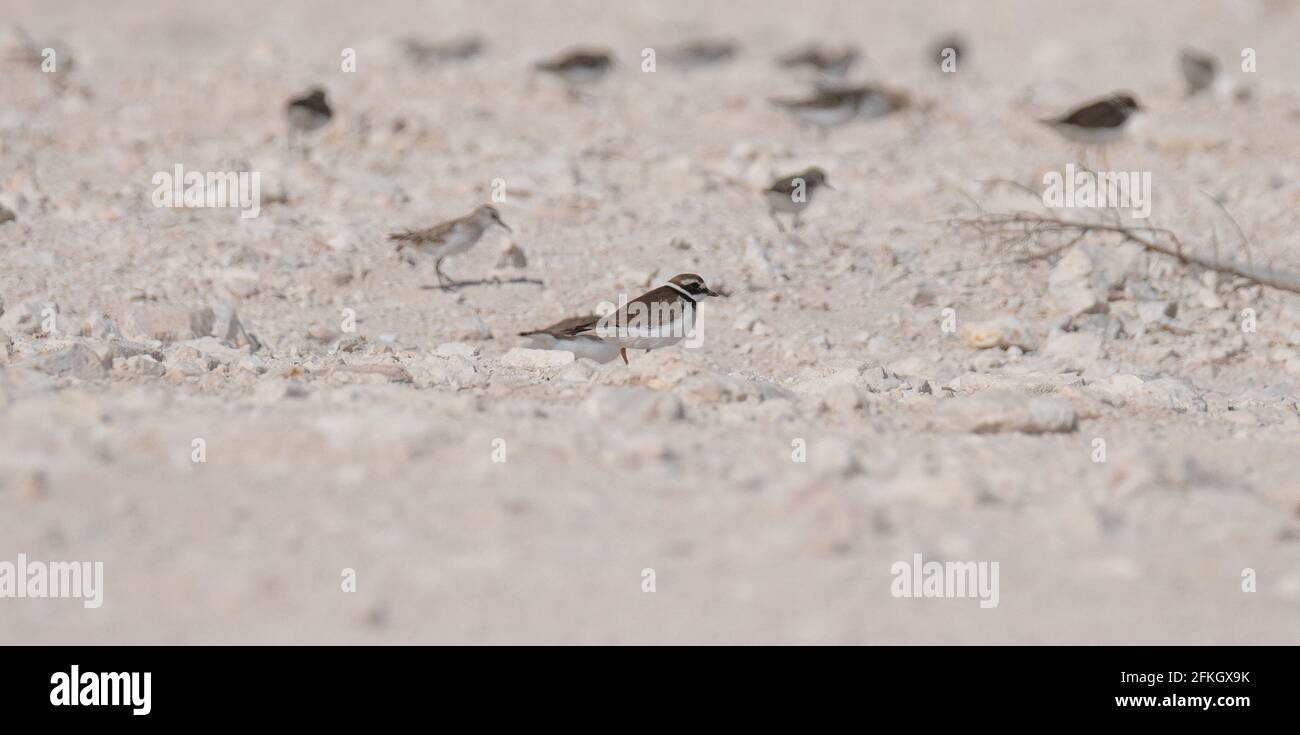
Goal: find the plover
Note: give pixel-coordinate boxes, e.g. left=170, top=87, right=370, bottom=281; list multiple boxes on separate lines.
left=524, top=274, right=724, bottom=364
left=670, top=38, right=739, bottom=68
left=778, top=45, right=859, bottom=79
left=932, top=34, right=964, bottom=72
left=1040, top=92, right=1142, bottom=147
left=1180, top=48, right=1217, bottom=96
left=772, top=84, right=908, bottom=127
left=518, top=315, right=621, bottom=363
left=389, top=204, right=512, bottom=286
left=401, top=34, right=484, bottom=67
left=764, top=167, right=833, bottom=232
left=534, top=48, right=613, bottom=84
left=286, top=87, right=332, bottom=152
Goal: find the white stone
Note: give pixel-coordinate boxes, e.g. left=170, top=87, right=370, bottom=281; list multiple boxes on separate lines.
left=435, top=341, right=480, bottom=358
left=1042, top=330, right=1104, bottom=371
left=936, top=392, right=1077, bottom=434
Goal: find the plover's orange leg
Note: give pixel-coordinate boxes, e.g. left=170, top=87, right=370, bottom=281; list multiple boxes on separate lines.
left=619, top=347, right=629, bottom=365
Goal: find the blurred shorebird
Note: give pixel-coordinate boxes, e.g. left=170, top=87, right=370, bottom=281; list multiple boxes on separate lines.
left=389, top=204, right=512, bottom=287
left=285, top=86, right=332, bottom=154
left=669, top=38, right=739, bottom=69
left=772, top=84, right=908, bottom=128
left=764, top=167, right=833, bottom=232
left=1039, top=92, right=1142, bottom=166
left=521, top=274, right=723, bottom=365
left=778, top=44, right=859, bottom=79
left=400, top=34, right=484, bottom=67
left=535, top=48, right=614, bottom=85
left=1180, top=48, right=1217, bottom=96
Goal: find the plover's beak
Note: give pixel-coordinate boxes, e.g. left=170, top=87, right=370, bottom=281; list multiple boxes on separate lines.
left=824, top=182, right=837, bottom=191
left=706, top=288, right=724, bottom=298
left=497, top=219, right=513, bottom=233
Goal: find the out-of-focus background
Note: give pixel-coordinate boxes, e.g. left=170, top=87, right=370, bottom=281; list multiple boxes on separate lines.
left=2, top=0, right=1300, bottom=643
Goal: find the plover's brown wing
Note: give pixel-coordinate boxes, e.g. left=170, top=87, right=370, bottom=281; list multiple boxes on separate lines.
left=673, top=39, right=737, bottom=65
left=565, top=285, right=692, bottom=334
left=1054, top=98, right=1126, bottom=128
left=388, top=218, right=457, bottom=244
left=628, top=284, right=691, bottom=308
left=288, top=93, right=331, bottom=117
left=765, top=174, right=802, bottom=196
left=520, top=314, right=601, bottom=337
left=536, top=50, right=610, bottom=72
left=778, top=47, right=839, bottom=69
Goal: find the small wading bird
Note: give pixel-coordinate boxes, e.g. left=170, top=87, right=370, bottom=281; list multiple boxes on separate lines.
left=521, top=274, right=724, bottom=365
left=285, top=86, right=332, bottom=153
left=777, top=44, right=860, bottom=79
left=1039, top=92, right=1142, bottom=167
left=534, top=48, right=614, bottom=85
left=400, top=34, right=484, bottom=67
left=931, top=34, right=964, bottom=72
left=771, top=84, right=908, bottom=128
left=389, top=204, right=512, bottom=287
left=764, top=167, right=833, bottom=232
left=1180, top=48, right=1217, bottom=96
left=669, top=38, right=739, bottom=69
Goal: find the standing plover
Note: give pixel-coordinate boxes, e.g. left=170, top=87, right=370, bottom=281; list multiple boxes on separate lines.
left=1180, top=48, right=1217, bottom=96
left=389, top=204, right=512, bottom=286
left=523, top=274, right=723, bottom=364
left=1040, top=92, right=1141, bottom=146
left=764, top=167, right=833, bottom=232
left=286, top=87, right=332, bottom=151
left=931, top=34, right=964, bottom=72
left=534, top=48, right=613, bottom=84
left=1040, top=92, right=1142, bottom=167
left=771, top=84, right=908, bottom=127
left=778, top=45, right=859, bottom=79
left=401, top=34, right=484, bottom=67
left=669, top=38, right=739, bottom=68
left=518, top=315, right=621, bottom=363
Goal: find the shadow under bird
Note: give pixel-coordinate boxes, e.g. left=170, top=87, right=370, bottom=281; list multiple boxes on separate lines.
left=1180, top=48, right=1217, bottom=96
left=389, top=204, right=512, bottom=286
left=765, top=167, right=833, bottom=232
left=522, top=274, right=724, bottom=365
left=771, top=84, right=908, bottom=127
left=534, top=48, right=614, bottom=84
left=285, top=86, right=332, bottom=151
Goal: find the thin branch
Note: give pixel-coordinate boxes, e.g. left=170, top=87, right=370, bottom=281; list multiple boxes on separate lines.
left=948, top=210, right=1300, bottom=295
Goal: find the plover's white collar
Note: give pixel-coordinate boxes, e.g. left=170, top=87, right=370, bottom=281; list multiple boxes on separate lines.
left=664, top=281, right=698, bottom=302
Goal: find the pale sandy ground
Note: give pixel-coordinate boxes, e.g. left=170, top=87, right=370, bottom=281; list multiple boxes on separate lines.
left=3, top=0, right=1300, bottom=643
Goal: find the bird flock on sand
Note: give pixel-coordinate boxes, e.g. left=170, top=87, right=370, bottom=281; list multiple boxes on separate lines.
left=282, top=35, right=1231, bottom=365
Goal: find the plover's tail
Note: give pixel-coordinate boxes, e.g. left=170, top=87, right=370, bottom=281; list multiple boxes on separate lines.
left=388, top=230, right=421, bottom=250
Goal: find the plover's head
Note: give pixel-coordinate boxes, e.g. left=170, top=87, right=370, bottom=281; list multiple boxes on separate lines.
left=304, top=87, right=327, bottom=103
left=1110, top=92, right=1141, bottom=113
left=802, top=167, right=833, bottom=190
left=668, top=273, right=723, bottom=298
left=473, top=204, right=512, bottom=232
